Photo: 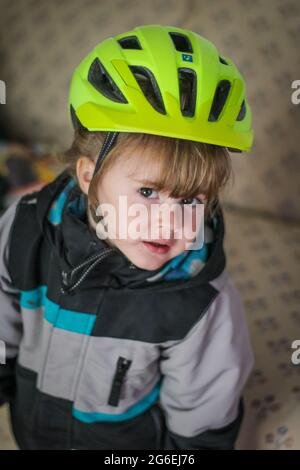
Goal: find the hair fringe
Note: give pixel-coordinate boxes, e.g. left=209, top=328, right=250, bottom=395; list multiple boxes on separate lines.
left=56, top=128, right=233, bottom=222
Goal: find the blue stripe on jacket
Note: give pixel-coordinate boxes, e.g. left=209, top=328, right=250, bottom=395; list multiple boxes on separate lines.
left=73, top=379, right=162, bottom=423
left=20, top=286, right=96, bottom=335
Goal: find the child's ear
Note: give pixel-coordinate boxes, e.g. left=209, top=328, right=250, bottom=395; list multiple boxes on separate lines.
left=76, top=156, right=95, bottom=195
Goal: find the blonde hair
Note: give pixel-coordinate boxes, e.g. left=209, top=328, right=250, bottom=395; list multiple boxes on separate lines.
left=59, top=125, right=233, bottom=227
left=57, top=127, right=233, bottom=223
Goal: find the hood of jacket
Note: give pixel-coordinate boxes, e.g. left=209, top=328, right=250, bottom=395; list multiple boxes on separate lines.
left=35, top=169, right=226, bottom=294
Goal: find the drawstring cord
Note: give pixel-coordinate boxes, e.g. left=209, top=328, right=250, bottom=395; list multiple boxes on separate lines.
left=60, top=247, right=116, bottom=295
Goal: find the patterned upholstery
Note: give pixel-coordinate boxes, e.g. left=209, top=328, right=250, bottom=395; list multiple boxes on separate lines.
left=224, top=209, right=300, bottom=450
left=0, top=0, right=299, bottom=450
left=0, top=406, right=15, bottom=450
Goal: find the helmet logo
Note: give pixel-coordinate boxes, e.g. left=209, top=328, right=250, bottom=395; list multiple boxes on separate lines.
left=182, top=54, right=193, bottom=62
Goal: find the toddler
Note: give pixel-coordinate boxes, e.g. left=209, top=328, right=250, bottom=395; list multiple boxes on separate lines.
left=0, top=24, right=254, bottom=450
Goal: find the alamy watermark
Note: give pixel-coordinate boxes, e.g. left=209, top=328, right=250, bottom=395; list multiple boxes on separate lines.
left=291, top=80, right=300, bottom=104
left=0, top=340, right=6, bottom=365
left=291, top=340, right=300, bottom=365
left=0, top=80, right=6, bottom=104
left=94, top=197, right=205, bottom=251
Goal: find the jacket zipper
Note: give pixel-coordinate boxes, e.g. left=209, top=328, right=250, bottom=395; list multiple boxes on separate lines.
left=108, top=356, right=132, bottom=407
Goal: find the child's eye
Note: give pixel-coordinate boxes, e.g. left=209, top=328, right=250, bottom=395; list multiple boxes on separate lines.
left=138, top=187, right=158, bottom=199
left=180, top=197, right=204, bottom=206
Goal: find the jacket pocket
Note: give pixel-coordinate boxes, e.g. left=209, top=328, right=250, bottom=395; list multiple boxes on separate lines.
left=107, top=356, right=132, bottom=407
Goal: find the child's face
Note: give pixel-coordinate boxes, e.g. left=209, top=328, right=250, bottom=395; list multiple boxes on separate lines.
left=85, top=149, right=206, bottom=271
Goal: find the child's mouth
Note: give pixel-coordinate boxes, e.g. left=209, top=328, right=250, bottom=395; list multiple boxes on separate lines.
left=142, top=240, right=171, bottom=254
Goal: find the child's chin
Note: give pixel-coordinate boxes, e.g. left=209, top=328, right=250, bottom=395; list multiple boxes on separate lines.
left=118, top=242, right=173, bottom=271
left=128, top=253, right=169, bottom=272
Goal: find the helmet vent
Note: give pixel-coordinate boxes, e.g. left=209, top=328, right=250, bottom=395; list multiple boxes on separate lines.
left=117, top=36, right=142, bottom=50
left=208, top=80, right=231, bottom=121
left=88, top=58, right=128, bottom=103
left=178, top=68, right=197, bottom=117
left=219, top=56, right=228, bottom=65
left=236, top=100, right=246, bottom=121
left=129, top=65, right=166, bottom=114
left=169, top=32, right=193, bottom=53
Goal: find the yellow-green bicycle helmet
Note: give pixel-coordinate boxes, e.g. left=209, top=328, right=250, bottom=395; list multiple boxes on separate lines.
left=69, top=24, right=253, bottom=176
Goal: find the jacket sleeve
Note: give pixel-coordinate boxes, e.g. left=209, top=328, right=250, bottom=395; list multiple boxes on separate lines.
left=159, top=271, right=254, bottom=450
left=0, top=201, right=23, bottom=406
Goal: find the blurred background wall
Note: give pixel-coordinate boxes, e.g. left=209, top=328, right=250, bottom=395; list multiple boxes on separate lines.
left=0, top=0, right=299, bottom=220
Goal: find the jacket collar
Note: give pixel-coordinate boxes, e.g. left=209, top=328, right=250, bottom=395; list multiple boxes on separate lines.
left=36, top=170, right=226, bottom=292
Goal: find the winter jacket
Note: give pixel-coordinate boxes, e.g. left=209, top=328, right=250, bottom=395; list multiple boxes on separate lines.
left=0, top=169, right=254, bottom=450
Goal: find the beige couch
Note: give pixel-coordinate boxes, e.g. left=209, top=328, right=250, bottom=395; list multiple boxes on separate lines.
left=0, top=0, right=299, bottom=450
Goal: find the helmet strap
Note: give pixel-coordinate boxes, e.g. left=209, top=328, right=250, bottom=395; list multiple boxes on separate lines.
left=89, top=131, right=119, bottom=224
left=92, top=131, right=119, bottom=178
